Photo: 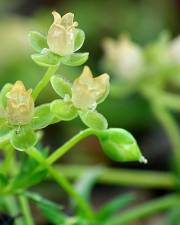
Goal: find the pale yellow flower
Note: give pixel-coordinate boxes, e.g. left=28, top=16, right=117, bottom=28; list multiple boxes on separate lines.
left=103, top=35, right=144, bottom=80
left=47, top=11, right=78, bottom=56
left=72, top=66, right=109, bottom=110
left=6, top=81, right=34, bottom=125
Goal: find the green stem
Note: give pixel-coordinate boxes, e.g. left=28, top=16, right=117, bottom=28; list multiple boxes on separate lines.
left=53, top=165, right=175, bottom=190
left=47, top=129, right=94, bottom=165
left=26, top=148, right=94, bottom=219
left=142, top=87, right=180, bottom=184
left=107, top=194, right=180, bottom=225
left=1, top=146, right=14, bottom=175
left=151, top=103, right=180, bottom=180
left=18, top=195, right=34, bottom=225
left=32, top=66, right=58, bottom=101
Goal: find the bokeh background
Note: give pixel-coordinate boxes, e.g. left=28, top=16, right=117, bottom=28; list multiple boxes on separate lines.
left=1, top=0, right=180, bottom=224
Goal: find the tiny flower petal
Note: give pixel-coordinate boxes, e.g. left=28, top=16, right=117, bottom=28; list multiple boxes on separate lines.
left=71, top=66, right=109, bottom=110
left=47, top=11, right=78, bottom=56
left=72, top=80, right=96, bottom=110
left=52, top=11, right=62, bottom=24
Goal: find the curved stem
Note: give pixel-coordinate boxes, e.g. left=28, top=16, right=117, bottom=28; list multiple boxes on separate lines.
left=141, top=87, right=180, bottom=184
left=32, top=66, right=58, bottom=101
left=47, top=128, right=95, bottom=165
left=107, top=194, right=180, bottom=225
left=26, top=147, right=94, bottom=219
left=151, top=103, right=180, bottom=179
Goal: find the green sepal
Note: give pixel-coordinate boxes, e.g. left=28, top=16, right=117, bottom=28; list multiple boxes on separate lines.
left=28, top=31, right=48, bottom=53
left=31, top=50, right=61, bottom=67
left=96, top=83, right=110, bottom=104
left=0, top=119, right=11, bottom=147
left=31, top=104, right=54, bottom=130
left=62, top=53, right=89, bottom=67
left=10, top=125, right=37, bottom=151
left=79, top=110, right=108, bottom=130
left=74, top=29, right=85, bottom=51
left=96, top=128, right=146, bottom=162
left=0, top=83, right=13, bottom=108
left=50, top=99, right=78, bottom=121
left=0, top=119, right=11, bottom=138
left=51, top=75, right=72, bottom=98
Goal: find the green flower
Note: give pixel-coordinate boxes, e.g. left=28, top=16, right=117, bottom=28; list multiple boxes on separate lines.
left=28, top=11, right=88, bottom=67
left=0, top=81, right=55, bottom=151
left=47, top=11, right=78, bottom=56
left=50, top=66, right=110, bottom=130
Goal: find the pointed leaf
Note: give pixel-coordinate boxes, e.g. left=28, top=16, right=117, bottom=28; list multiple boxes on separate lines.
left=24, top=191, right=62, bottom=211
left=79, top=110, right=108, bottom=130
left=28, top=31, right=48, bottom=52
left=74, top=167, right=103, bottom=202
left=74, top=29, right=85, bottom=51
left=10, top=125, right=37, bottom=151
left=96, top=193, right=135, bottom=221
left=96, top=128, right=146, bottom=162
left=31, top=104, right=54, bottom=130
left=51, top=99, right=78, bottom=121
left=12, top=169, right=47, bottom=190
left=51, top=75, right=72, bottom=98
left=62, top=53, right=89, bottom=67
left=11, top=153, right=47, bottom=190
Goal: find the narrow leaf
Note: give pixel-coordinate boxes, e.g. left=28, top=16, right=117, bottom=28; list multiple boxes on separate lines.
left=96, top=193, right=135, bottom=221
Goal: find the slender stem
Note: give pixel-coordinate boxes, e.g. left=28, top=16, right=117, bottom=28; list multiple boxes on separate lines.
left=47, top=128, right=95, bottom=165
left=26, top=148, right=94, bottom=219
left=1, top=146, right=14, bottom=175
left=142, top=87, right=180, bottom=184
left=47, top=166, right=94, bottom=219
left=32, top=66, right=58, bottom=101
left=52, top=165, right=175, bottom=190
left=151, top=103, right=180, bottom=179
left=18, top=195, right=34, bottom=225
left=4, top=196, right=24, bottom=225
left=107, top=194, right=180, bottom=225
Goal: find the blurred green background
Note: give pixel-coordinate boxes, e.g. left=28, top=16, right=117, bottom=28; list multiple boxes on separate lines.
left=1, top=0, right=179, bottom=169
left=2, top=1, right=180, bottom=224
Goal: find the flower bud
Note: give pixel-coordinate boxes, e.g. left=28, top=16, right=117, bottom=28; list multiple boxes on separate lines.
left=103, top=35, right=144, bottom=80
left=47, top=11, right=78, bottom=56
left=71, top=66, right=109, bottom=110
left=6, top=81, right=34, bottom=125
